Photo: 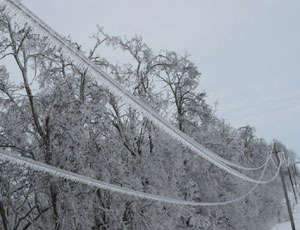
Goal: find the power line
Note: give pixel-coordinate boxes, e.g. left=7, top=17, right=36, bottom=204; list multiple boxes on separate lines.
left=0, top=0, right=278, bottom=183
left=0, top=152, right=282, bottom=206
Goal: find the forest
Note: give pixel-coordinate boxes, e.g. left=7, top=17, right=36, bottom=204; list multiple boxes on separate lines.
left=0, top=5, right=298, bottom=230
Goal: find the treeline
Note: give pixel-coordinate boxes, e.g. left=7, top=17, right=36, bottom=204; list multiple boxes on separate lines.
left=0, top=11, right=297, bottom=229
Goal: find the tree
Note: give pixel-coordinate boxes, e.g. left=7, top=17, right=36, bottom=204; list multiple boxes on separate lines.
left=0, top=11, right=295, bottom=229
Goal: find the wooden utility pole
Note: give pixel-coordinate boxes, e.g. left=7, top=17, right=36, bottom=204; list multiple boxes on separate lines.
left=294, top=161, right=298, bottom=176
left=292, top=160, right=298, bottom=189
left=287, top=163, right=298, bottom=204
left=273, top=143, right=296, bottom=230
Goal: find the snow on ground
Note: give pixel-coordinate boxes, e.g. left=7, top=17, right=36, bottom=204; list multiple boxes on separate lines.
left=272, top=202, right=300, bottom=230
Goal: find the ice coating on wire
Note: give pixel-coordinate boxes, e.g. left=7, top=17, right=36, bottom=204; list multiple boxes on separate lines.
left=0, top=152, right=282, bottom=206
left=0, top=0, right=277, bottom=183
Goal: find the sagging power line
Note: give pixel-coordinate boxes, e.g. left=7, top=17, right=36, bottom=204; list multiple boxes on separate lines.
left=0, top=151, right=283, bottom=206
left=0, top=0, right=280, bottom=184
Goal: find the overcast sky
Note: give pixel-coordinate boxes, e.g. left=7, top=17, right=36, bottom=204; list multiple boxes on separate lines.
left=22, top=0, right=300, bottom=155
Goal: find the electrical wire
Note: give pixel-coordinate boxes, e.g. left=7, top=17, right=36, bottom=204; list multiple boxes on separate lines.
left=0, top=151, right=282, bottom=206
left=0, top=0, right=279, bottom=183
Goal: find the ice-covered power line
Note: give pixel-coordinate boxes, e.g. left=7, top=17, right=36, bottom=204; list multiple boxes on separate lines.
left=0, top=152, right=282, bottom=206
left=0, top=0, right=277, bottom=183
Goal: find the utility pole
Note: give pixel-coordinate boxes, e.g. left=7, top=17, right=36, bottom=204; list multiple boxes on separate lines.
left=287, top=162, right=298, bottom=204
left=273, top=143, right=296, bottom=230
left=292, top=160, right=298, bottom=189
left=294, top=160, right=298, bottom=176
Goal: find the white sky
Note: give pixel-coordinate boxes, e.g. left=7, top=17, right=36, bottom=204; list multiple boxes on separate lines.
left=20, top=0, right=300, bottom=155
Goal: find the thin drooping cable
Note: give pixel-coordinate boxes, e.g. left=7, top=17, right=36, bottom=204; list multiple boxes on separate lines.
left=0, top=0, right=276, bottom=181
left=201, top=145, right=270, bottom=171
left=1, top=0, right=273, bottom=174
left=0, top=152, right=281, bottom=206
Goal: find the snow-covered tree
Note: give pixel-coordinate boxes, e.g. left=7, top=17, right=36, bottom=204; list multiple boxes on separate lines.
left=0, top=11, right=296, bottom=229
